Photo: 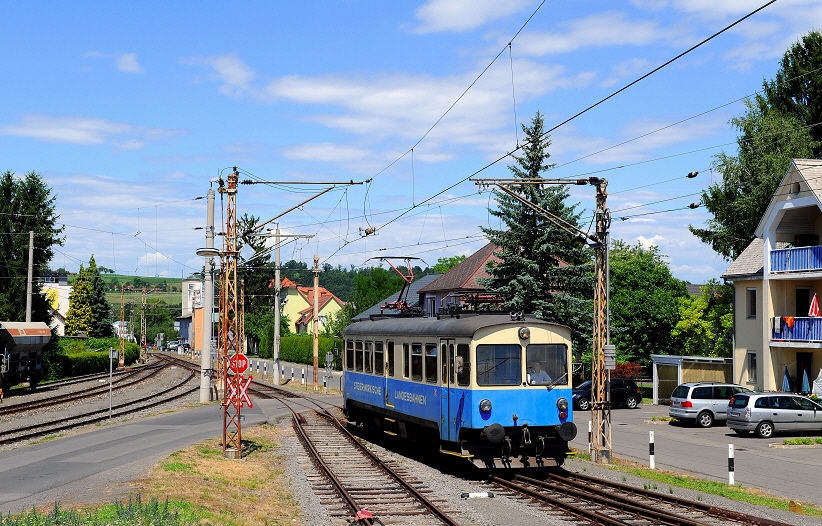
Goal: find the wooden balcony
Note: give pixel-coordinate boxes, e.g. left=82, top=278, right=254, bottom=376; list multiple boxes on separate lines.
left=772, top=316, right=822, bottom=342
left=771, top=246, right=822, bottom=273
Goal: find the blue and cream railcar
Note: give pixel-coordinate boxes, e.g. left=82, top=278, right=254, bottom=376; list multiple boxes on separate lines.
left=343, top=313, right=577, bottom=468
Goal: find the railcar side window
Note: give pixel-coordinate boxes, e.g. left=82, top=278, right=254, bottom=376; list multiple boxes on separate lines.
left=526, top=344, right=568, bottom=385
left=425, top=343, right=437, bottom=383
left=387, top=341, right=395, bottom=377
left=374, top=341, right=384, bottom=375
left=355, top=341, right=364, bottom=372
left=411, top=343, right=423, bottom=381
left=403, top=344, right=410, bottom=378
left=364, top=341, right=373, bottom=374
left=346, top=340, right=354, bottom=371
left=476, top=344, right=521, bottom=386
left=456, top=344, right=470, bottom=386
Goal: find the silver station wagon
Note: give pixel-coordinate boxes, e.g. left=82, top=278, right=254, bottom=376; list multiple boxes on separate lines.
left=669, top=382, right=754, bottom=427
left=727, top=392, right=822, bottom=438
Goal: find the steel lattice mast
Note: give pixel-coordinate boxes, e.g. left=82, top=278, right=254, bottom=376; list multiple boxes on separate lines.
left=218, top=167, right=243, bottom=458
left=590, top=179, right=612, bottom=463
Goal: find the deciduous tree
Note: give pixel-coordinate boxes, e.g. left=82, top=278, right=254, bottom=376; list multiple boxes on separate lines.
left=671, top=280, right=733, bottom=357
left=691, top=31, right=822, bottom=260
left=608, top=241, right=688, bottom=366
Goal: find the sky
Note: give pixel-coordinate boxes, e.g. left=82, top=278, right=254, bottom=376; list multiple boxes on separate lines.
left=2, top=0, right=821, bottom=285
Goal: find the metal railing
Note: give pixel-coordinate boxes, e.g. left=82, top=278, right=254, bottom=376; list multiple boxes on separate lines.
left=770, top=246, right=822, bottom=272
left=771, top=316, right=822, bottom=342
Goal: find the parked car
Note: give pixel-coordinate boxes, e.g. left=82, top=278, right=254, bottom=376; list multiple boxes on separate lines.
left=167, top=342, right=179, bottom=351
left=669, top=382, right=754, bottom=427
left=572, top=378, right=642, bottom=410
left=727, top=392, right=822, bottom=438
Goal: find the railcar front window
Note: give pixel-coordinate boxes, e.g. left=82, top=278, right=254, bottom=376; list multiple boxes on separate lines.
left=476, top=344, right=521, bottom=386
left=374, top=341, right=384, bottom=375
left=425, top=343, right=438, bottom=383
left=411, top=343, right=423, bottom=381
left=526, top=344, right=568, bottom=385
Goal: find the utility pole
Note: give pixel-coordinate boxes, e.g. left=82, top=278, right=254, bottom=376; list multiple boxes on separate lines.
left=218, top=167, right=242, bottom=458
left=197, top=186, right=218, bottom=403
left=119, top=286, right=125, bottom=367
left=140, top=287, right=147, bottom=363
left=313, top=255, right=320, bottom=393
left=472, top=176, right=613, bottom=463
left=26, top=231, right=33, bottom=323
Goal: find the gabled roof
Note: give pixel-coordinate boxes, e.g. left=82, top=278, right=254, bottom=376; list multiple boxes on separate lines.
left=293, top=286, right=345, bottom=326
left=755, top=159, right=822, bottom=237
left=418, top=243, right=501, bottom=294
left=352, top=273, right=442, bottom=321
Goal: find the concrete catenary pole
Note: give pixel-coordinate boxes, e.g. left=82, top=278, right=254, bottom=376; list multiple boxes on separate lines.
left=273, top=227, right=281, bottom=386
left=199, top=187, right=216, bottom=403
left=313, top=254, right=319, bottom=393
left=26, top=231, right=33, bottom=322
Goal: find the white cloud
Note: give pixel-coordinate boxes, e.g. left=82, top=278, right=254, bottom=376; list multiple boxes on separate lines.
left=411, top=0, right=536, bottom=33
left=84, top=51, right=144, bottom=73
left=514, top=12, right=676, bottom=56
left=116, top=53, right=144, bottom=73
left=182, top=53, right=256, bottom=97
left=637, top=234, right=665, bottom=248
left=282, top=143, right=370, bottom=163
left=0, top=114, right=181, bottom=147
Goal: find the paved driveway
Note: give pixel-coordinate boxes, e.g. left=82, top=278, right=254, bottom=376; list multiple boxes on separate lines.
left=570, top=403, right=822, bottom=507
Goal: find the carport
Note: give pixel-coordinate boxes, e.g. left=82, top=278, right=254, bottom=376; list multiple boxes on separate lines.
left=651, top=355, right=733, bottom=405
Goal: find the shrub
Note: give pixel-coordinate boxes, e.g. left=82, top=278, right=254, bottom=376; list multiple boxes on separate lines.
left=613, top=362, right=644, bottom=380
left=45, top=337, right=141, bottom=380
left=279, top=335, right=343, bottom=369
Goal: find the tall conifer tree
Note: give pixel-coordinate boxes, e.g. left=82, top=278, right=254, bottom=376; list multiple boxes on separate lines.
left=65, top=265, right=94, bottom=336
left=480, top=112, right=594, bottom=353
left=0, top=171, right=63, bottom=322
left=87, top=255, right=113, bottom=337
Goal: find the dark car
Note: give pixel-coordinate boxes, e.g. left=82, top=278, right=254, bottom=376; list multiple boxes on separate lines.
left=572, top=378, right=642, bottom=410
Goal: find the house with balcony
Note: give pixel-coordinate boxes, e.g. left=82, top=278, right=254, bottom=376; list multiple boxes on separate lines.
left=722, top=159, right=822, bottom=393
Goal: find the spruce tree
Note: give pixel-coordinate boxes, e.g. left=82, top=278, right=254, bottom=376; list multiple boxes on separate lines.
left=480, top=111, right=594, bottom=353
left=87, top=255, right=114, bottom=337
left=65, top=265, right=94, bottom=336
left=0, top=171, right=63, bottom=322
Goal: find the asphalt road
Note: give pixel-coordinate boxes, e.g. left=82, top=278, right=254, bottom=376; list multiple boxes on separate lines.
left=570, top=403, right=822, bottom=508
left=0, top=395, right=342, bottom=516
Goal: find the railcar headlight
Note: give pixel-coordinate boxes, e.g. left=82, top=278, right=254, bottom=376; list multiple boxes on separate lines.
left=557, top=398, right=569, bottom=411
left=479, top=399, right=492, bottom=412
left=518, top=327, right=530, bottom=340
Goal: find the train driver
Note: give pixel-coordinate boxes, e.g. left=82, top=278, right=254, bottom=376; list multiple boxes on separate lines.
left=528, top=361, right=551, bottom=385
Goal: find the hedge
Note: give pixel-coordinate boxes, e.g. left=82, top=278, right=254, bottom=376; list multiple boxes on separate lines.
left=277, top=335, right=343, bottom=370
left=45, top=337, right=141, bottom=380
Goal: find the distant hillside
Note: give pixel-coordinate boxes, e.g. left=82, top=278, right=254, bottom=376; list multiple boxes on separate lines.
left=68, top=273, right=183, bottom=293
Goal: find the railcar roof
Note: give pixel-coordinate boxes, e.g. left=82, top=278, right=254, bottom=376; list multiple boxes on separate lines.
left=343, top=313, right=569, bottom=339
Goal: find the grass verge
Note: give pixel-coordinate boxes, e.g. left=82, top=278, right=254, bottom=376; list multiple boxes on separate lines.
left=572, top=450, right=822, bottom=517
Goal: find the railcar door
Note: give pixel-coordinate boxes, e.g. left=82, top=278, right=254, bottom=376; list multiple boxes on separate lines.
left=440, top=339, right=456, bottom=441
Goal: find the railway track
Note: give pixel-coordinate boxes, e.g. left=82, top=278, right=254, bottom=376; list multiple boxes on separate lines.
left=0, top=362, right=166, bottom=417
left=490, top=470, right=794, bottom=525
left=0, top=356, right=197, bottom=446
left=289, top=407, right=460, bottom=525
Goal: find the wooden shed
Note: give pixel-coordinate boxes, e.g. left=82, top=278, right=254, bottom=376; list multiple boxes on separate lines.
left=651, top=355, right=733, bottom=405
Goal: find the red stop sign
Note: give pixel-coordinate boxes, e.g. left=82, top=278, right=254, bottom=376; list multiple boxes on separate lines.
left=229, top=353, right=249, bottom=374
